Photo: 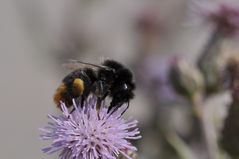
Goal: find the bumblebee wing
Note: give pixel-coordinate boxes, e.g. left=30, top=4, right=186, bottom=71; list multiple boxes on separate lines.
left=62, top=61, right=88, bottom=70
left=63, top=59, right=113, bottom=71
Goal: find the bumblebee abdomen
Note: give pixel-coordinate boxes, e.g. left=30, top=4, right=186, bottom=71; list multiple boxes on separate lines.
left=72, top=78, right=85, bottom=95
left=53, top=83, right=72, bottom=108
left=54, top=78, right=86, bottom=108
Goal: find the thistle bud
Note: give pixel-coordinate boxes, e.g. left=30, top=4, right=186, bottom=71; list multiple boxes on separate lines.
left=198, top=49, right=225, bottom=95
left=220, top=57, right=239, bottom=158
left=169, top=57, right=204, bottom=101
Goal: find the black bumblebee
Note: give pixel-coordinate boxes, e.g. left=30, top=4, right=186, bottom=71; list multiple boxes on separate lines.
left=54, top=59, right=135, bottom=114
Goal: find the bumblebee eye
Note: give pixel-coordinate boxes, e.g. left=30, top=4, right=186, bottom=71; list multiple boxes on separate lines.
left=123, top=84, right=128, bottom=90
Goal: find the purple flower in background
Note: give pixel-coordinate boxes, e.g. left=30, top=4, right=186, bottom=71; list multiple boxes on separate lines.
left=138, top=54, right=183, bottom=103
left=188, top=0, right=239, bottom=37
left=40, top=96, right=141, bottom=159
left=208, top=4, right=239, bottom=36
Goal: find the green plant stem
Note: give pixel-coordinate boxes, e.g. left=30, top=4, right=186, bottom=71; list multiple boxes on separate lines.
left=197, top=28, right=223, bottom=69
left=165, top=131, right=196, bottom=159
left=192, top=94, right=219, bottom=159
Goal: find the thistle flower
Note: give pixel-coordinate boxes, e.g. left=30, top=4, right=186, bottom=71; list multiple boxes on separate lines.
left=40, top=96, right=141, bottom=159
left=208, top=4, right=239, bottom=36
left=188, top=0, right=239, bottom=37
left=190, top=1, right=234, bottom=94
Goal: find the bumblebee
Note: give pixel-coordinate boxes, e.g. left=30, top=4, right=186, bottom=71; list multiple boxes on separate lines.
left=54, top=59, right=135, bottom=113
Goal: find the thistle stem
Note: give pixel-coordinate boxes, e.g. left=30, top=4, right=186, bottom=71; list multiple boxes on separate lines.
left=197, top=28, right=223, bottom=69
left=192, top=95, right=219, bottom=159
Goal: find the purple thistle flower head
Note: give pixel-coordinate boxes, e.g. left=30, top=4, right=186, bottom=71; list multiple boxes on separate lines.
left=187, top=0, right=239, bottom=37
left=208, top=4, right=239, bottom=36
left=40, top=96, right=141, bottom=159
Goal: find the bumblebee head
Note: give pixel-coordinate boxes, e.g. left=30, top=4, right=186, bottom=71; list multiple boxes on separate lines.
left=101, top=60, right=136, bottom=97
left=98, top=60, right=124, bottom=83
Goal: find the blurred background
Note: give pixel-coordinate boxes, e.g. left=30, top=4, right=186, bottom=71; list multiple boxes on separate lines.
left=1, top=0, right=239, bottom=158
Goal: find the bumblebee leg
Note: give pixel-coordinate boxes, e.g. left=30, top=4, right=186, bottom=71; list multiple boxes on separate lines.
left=70, top=108, right=75, bottom=114
left=107, top=100, right=129, bottom=117
left=96, top=91, right=109, bottom=111
left=96, top=97, right=102, bottom=110
left=119, top=101, right=129, bottom=116
left=107, top=105, right=114, bottom=114
left=107, top=97, right=119, bottom=113
left=108, top=103, right=120, bottom=115
left=101, top=91, right=109, bottom=100
left=80, top=96, right=85, bottom=107
left=108, top=105, right=121, bottom=116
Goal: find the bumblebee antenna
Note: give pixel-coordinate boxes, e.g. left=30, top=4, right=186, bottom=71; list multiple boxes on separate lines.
left=63, top=59, right=113, bottom=71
